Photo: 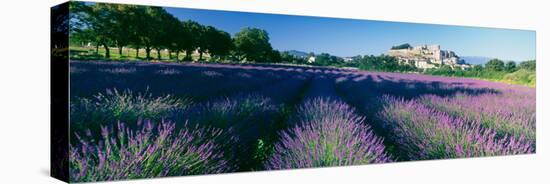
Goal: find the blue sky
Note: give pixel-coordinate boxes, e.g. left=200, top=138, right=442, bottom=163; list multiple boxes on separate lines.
left=165, top=7, right=535, bottom=61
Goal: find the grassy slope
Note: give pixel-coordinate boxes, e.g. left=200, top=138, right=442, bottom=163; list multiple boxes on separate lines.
left=460, top=70, right=536, bottom=88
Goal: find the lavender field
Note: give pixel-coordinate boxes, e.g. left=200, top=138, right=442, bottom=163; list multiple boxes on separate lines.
left=68, top=60, right=535, bottom=182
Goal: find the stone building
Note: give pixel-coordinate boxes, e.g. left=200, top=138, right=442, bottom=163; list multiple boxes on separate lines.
left=388, top=44, right=470, bottom=69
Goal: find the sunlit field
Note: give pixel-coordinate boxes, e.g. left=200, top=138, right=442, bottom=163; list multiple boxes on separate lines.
left=68, top=60, right=535, bottom=182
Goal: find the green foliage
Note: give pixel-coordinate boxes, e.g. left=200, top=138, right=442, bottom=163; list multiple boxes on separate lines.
left=505, top=61, right=517, bottom=72
left=472, top=64, right=483, bottom=72
left=424, top=60, right=536, bottom=87
left=485, top=59, right=505, bottom=71
left=355, top=55, right=417, bottom=72
left=204, top=26, right=233, bottom=61
left=233, top=27, right=273, bottom=62
left=266, top=50, right=282, bottom=63
left=503, top=69, right=536, bottom=86
left=70, top=3, right=116, bottom=57
left=314, top=53, right=344, bottom=66
left=390, top=43, right=412, bottom=50
left=280, top=51, right=308, bottom=64
left=519, top=60, right=536, bottom=71
left=252, top=139, right=273, bottom=167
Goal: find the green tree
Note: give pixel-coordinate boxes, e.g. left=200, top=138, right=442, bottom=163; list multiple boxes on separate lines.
left=181, top=20, right=202, bottom=61
left=147, top=8, right=178, bottom=60
left=505, top=61, right=517, bottom=72
left=168, top=20, right=187, bottom=61
left=266, top=50, right=282, bottom=63
left=280, top=51, right=306, bottom=64
left=472, top=64, right=483, bottom=72
left=315, top=53, right=331, bottom=66
left=132, top=7, right=172, bottom=60
left=519, top=60, right=536, bottom=71
left=314, top=53, right=343, bottom=66
left=195, top=25, right=208, bottom=61
left=205, top=27, right=233, bottom=61
left=68, top=2, right=88, bottom=34
left=71, top=3, right=117, bottom=58
left=485, top=59, right=505, bottom=71
left=162, top=15, right=184, bottom=60
left=103, top=5, right=136, bottom=57
left=233, top=27, right=273, bottom=62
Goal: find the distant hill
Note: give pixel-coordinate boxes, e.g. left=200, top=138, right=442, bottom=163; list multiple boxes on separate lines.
left=287, top=50, right=310, bottom=58
left=461, top=56, right=493, bottom=65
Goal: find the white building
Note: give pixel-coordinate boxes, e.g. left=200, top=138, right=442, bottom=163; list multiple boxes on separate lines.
left=307, top=56, right=316, bottom=63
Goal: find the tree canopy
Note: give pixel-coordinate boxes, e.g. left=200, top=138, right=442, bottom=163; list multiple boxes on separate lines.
left=485, top=59, right=505, bottom=71
left=233, top=27, right=273, bottom=62
left=519, top=60, right=536, bottom=71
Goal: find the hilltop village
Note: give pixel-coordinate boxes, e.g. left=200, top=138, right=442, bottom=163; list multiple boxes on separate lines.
left=388, top=44, right=471, bottom=70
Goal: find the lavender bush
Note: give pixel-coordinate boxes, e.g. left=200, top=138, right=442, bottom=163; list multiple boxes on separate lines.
left=189, top=94, right=278, bottom=129
left=380, top=95, right=533, bottom=160
left=420, top=93, right=535, bottom=143
left=266, top=98, right=391, bottom=169
left=187, top=94, right=281, bottom=170
left=69, top=120, right=233, bottom=182
left=70, top=88, right=191, bottom=131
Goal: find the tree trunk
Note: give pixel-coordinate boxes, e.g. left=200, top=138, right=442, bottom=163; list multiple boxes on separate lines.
left=175, top=51, right=180, bottom=62
left=135, top=47, right=139, bottom=58
left=185, top=50, right=191, bottom=61
left=103, top=44, right=110, bottom=58
left=118, top=45, right=123, bottom=56
left=156, top=48, right=161, bottom=60
left=95, top=44, right=99, bottom=55
left=145, top=47, right=151, bottom=60
left=199, top=51, right=203, bottom=61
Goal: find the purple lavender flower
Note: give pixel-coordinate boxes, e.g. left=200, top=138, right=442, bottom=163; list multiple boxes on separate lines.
left=420, top=92, right=535, bottom=143
left=379, top=95, right=534, bottom=160
left=70, top=89, right=191, bottom=132
left=69, top=120, right=233, bottom=182
left=266, top=98, right=391, bottom=169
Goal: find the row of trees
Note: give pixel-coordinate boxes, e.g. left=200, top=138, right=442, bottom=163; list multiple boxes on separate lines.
left=70, top=2, right=280, bottom=62
left=483, top=59, right=535, bottom=72
left=278, top=51, right=419, bottom=72
left=425, top=59, right=536, bottom=83
left=342, top=55, right=417, bottom=72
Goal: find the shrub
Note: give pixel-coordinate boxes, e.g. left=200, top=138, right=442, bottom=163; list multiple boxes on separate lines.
left=70, top=88, right=191, bottom=131
left=420, top=93, right=536, bottom=143
left=189, top=94, right=278, bottom=129
left=69, top=120, right=233, bottom=182
left=266, top=98, right=391, bottom=169
left=380, top=96, right=533, bottom=160
left=186, top=94, right=280, bottom=170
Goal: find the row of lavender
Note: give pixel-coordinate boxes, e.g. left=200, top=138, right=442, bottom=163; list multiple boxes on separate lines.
left=266, top=74, right=391, bottom=169
left=335, top=71, right=535, bottom=160
left=67, top=61, right=535, bottom=182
